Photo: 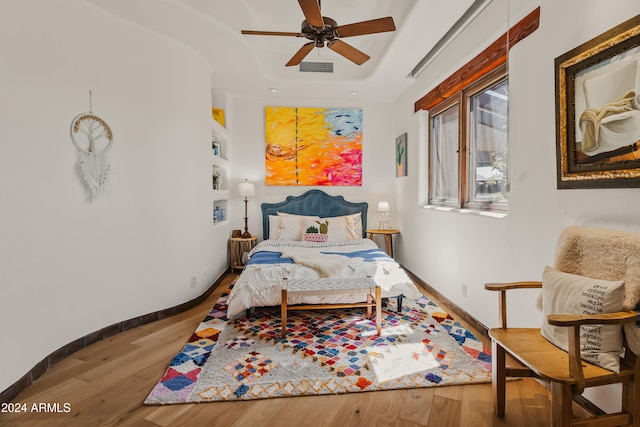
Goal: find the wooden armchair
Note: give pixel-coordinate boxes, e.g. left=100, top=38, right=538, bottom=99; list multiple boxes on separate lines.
left=485, top=226, right=640, bottom=427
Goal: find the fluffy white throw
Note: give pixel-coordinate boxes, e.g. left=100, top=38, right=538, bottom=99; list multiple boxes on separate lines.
left=278, top=246, right=363, bottom=278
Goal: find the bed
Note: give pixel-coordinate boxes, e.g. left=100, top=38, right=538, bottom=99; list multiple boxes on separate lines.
left=225, top=190, right=422, bottom=318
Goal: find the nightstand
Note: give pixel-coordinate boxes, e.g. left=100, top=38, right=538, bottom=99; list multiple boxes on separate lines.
left=230, top=236, right=257, bottom=273
left=366, top=229, right=400, bottom=258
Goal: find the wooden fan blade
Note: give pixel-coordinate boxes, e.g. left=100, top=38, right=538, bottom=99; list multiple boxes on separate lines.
left=286, top=42, right=315, bottom=66
left=241, top=30, right=304, bottom=37
left=334, top=17, right=396, bottom=38
left=327, top=39, right=370, bottom=65
left=298, top=0, right=324, bottom=28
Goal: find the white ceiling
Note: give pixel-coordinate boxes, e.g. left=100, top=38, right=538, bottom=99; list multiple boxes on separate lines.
left=88, top=0, right=478, bottom=101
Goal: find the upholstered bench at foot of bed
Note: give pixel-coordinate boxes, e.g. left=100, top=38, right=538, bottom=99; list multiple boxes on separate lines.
left=245, top=295, right=404, bottom=317
left=280, top=277, right=382, bottom=338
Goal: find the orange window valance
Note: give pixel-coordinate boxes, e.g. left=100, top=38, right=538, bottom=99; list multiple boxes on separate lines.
left=414, top=7, right=540, bottom=113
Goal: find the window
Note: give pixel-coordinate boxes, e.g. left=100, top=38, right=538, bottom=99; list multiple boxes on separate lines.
left=429, top=98, right=460, bottom=206
left=428, top=65, right=508, bottom=211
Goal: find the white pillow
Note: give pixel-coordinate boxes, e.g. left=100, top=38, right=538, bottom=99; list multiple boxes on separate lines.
left=540, top=265, right=625, bottom=373
left=268, top=215, right=305, bottom=240
left=286, top=213, right=362, bottom=238
left=301, top=217, right=351, bottom=241
left=342, top=212, right=363, bottom=239
left=277, top=212, right=320, bottom=221
left=277, top=211, right=363, bottom=240
left=268, top=215, right=280, bottom=240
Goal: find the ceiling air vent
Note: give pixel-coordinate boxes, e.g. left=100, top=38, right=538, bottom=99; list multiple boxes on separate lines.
left=299, top=62, right=334, bottom=73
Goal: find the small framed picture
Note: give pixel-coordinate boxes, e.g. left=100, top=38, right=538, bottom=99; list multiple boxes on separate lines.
left=396, top=133, right=407, bottom=177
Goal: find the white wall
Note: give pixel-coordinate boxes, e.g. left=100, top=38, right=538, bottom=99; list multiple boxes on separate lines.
left=0, top=0, right=227, bottom=392
left=224, top=95, right=397, bottom=240
left=393, top=0, right=640, bottom=411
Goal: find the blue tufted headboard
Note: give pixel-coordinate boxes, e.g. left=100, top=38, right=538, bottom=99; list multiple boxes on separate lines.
left=261, top=190, right=368, bottom=239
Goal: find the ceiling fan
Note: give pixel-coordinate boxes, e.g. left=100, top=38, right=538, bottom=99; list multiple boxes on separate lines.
left=241, top=0, right=396, bottom=66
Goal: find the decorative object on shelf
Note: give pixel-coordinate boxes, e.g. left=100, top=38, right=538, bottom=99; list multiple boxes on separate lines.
left=377, top=201, right=391, bottom=230
left=212, top=134, right=221, bottom=157
left=396, top=133, right=407, bottom=177
left=70, top=91, right=113, bottom=201
left=212, top=108, right=225, bottom=127
left=212, top=170, right=221, bottom=190
left=555, top=13, right=640, bottom=188
left=265, top=106, right=363, bottom=186
left=238, top=179, right=255, bottom=238
left=214, top=206, right=226, bottom=223
left=232, top=229, right=241, bottom=238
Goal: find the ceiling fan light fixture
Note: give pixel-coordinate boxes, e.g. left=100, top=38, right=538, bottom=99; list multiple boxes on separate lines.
left=241, top=1, right=396, bottom=67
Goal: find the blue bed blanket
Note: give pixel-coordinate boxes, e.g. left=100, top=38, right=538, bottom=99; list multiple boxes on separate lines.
left=244, top=240, right=392, bottom=267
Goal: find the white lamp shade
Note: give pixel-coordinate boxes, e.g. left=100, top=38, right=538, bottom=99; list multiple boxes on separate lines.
left=377, top=200, right=390, bottom=212
left=238, top=181, right=255, bottom=197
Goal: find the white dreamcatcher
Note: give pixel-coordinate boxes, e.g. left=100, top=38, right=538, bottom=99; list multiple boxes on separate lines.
left=70, top=91, right=113, bottom=201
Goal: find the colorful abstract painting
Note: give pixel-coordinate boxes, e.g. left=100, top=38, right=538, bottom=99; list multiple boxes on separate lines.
left=265, top=107, right=363, bottom=186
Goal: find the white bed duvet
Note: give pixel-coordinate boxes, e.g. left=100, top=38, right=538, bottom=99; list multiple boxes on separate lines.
left=225, top=239, right=422, bottom=318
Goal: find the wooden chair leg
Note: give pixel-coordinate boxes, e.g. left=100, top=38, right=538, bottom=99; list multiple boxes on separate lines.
left=492, top=339, right=506, bottom=417
left=550, top=382, right=573, bottom=427
left=623, top=375, right=640, bottom=427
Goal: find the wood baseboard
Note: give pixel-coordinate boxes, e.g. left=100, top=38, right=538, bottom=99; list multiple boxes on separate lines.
left=402, top=267, right=490, bottom=341
left=0, top=269, right=230, bottom=404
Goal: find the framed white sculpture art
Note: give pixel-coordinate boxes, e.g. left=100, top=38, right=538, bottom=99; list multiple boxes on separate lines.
left=555, top=14, right=640, bottom=188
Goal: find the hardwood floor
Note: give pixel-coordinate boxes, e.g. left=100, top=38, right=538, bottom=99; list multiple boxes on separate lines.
left=0, top=274, right=551, bottom=427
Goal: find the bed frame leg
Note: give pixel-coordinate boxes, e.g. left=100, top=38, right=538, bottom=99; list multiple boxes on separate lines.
left=396, top=296, right=403, bottom=313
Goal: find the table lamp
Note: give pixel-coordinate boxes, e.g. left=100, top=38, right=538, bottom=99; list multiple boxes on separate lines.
left=238, top=179, right=255, bottom=238
left=377, top=200, right=391, bottom=230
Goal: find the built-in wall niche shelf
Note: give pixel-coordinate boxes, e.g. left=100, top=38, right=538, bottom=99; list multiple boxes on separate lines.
left=211, top=111, right=230, bottom=228
left=213, top=199, right=229, bottom=225
left=212, top=165, right=228, bottom=191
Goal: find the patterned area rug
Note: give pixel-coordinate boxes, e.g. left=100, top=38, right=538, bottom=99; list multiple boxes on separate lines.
left=144, top=283, right=492, bottom=404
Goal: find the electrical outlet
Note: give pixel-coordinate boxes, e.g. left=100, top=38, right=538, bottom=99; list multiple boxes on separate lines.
left=462, top=283, right=468, bottom=298
left=190, top=275, right=197, bottom=288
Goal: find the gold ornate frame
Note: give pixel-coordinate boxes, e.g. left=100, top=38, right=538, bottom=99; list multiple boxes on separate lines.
left=555, top=14, right=640, bottom=189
